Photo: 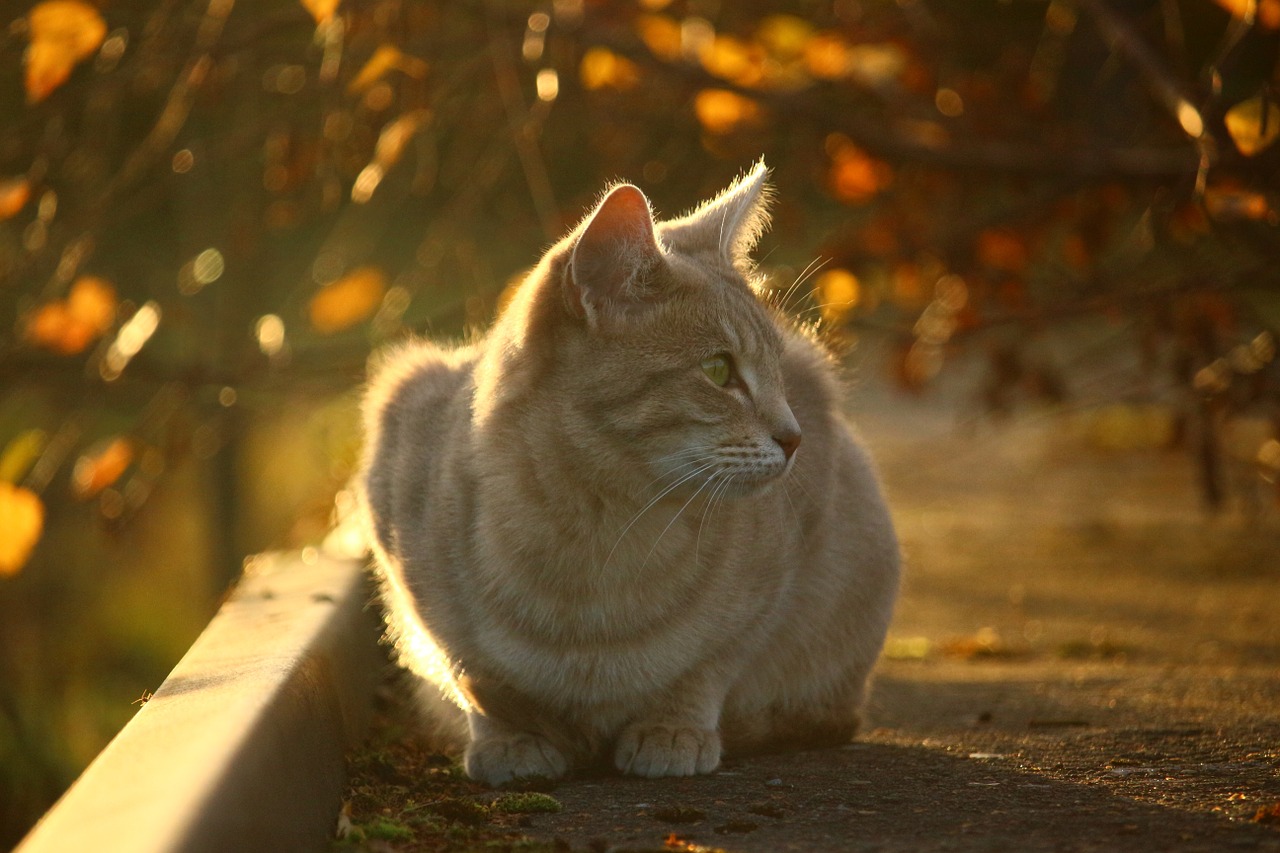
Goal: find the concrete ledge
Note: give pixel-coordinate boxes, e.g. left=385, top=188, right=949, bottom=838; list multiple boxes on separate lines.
left=17, top=550, right=382, bottom=853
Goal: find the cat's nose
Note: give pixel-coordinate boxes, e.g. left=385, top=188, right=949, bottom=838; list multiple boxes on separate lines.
left=774, top=428, right=801, bottom=461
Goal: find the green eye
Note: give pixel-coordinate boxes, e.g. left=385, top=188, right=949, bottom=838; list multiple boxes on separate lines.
left=700, top=354, right=732, bottom=387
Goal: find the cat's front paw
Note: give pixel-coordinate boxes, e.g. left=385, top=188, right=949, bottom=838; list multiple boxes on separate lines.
left=465, top=732, right=568, bottom=786
left=614, top=722, right=721, bottom=778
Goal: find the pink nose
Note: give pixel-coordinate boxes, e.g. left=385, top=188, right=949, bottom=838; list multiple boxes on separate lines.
left=774, top=429, right=801, bottom=461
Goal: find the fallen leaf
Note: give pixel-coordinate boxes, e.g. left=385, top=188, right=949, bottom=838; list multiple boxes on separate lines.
left=1254, top=802, right=1280, bottom=824
left=0, top=483, right=44, bottom=577
left=309, top=267, right=386, bottom=333
left=1224, top=94, right=1280, bottom=156
left=25, top=0, right=107, bottom=103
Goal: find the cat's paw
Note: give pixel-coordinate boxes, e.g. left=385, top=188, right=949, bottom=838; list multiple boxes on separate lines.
left=614, top=722, right=721, bottom=778
left=465, top=732, right=568, bottom=786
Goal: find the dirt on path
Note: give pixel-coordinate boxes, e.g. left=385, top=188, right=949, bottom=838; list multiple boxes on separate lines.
left=339, top=403, right=1280, bottom=852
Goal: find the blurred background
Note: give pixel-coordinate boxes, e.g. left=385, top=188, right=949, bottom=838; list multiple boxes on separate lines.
left=1, top=0, right=1277, bottom=844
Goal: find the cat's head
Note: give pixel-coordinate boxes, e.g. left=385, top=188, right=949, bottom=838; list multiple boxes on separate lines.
left=525, top=162, right=802, bottom=498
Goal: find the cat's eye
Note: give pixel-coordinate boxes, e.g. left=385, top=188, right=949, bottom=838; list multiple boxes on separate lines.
left=700, top=354, right=732, bottom=387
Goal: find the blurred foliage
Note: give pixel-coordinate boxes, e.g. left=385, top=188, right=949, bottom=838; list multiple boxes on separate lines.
left=1, top=0, right=1279, bottom=844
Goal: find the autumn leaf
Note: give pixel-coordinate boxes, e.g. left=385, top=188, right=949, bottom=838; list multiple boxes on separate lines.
left=826, top=135, right=893, bottom=203
left=1204, top=185, right=1271, bottom=221
left=0, top=430, right=48, bottom=486
left=699, top=35, right=764, bottom=88
left=300, top=0, right=340, bottom=25
left=0, top=177, right=32, bottom=220
left=309, top=267, right=387, bottom=333
left=347, top=45, right=429, bottom=95
left=0, top=483, right=44, bottom=577
left=72, top=437, right=135, bottom=500
left=24, top=0, right=107, bottom=103
left=693, top=89, right=762, bottom=134
left=755, top=15, right=814, bottom=60
left=580, top=47, right=641, bottom=91
left=1224, top=93, right=1280, bottom=156
left=23, top=275, right=118, bottom=355
left=634, top=14, right=682, bottom=62
left=813, top=269, right=861, bottom=325
left=976, top=228, right=1030, bottom=273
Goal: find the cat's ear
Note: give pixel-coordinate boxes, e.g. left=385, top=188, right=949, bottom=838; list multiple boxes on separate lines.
left=659, top=160, right=772, bottom=267
left=566, top=184, right=664, bottom=322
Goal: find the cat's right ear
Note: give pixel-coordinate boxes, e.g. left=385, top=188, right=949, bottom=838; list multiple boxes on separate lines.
left=565, top=184, right=663, bottom=323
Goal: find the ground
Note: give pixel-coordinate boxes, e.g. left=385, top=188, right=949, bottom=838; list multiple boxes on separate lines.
left=337, top=365, right=1280, bottom=852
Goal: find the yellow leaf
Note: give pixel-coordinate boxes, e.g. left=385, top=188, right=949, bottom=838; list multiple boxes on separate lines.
left=0, top=483, right=44, bottom=577
left=373, top=110, right=429, bottom=169
left=25, top=0, right=107, bottom=103
left=1204, top=186, right=1271, bottom=221
left=699, top=35, right=764, bottom=88
left=814, top=269, right=861, bottom=325
left=755, top=15, right=814, bottom=60
left=804, top=32, right=850, bottom=81
left=67, top=275, right=117, bottom=334
left=693, top=89, right=762, bottom=135
left=634, top=14, right=682, bottom=62
left=347, top=45, right=428, bottom=94
left=976, top=228, right=1030, bottom=273
left=309, top=267, right=386, bottom=334
left=0, top=177, right=32, bottom=220
left=300, top=0, right=340, bottom=25
left=72, top=437, right=134, bottom=500
left=0, top=430, right=48, bottom=485
left=1224, top=94, right=1280, bottom=156
left=580, top=47, right=641, bottom=91
left=826, top=135, right=893, bottom=203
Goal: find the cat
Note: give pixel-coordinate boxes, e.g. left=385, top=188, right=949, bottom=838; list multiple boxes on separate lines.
left=357, top=162, right=900, bottom=785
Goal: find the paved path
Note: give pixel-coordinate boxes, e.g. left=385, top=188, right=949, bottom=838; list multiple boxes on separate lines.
left=342, top=401, right=1280, bottom=851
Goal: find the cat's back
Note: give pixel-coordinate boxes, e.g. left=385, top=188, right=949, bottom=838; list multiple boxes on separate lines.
left=361, top=341, right=479, bottom=550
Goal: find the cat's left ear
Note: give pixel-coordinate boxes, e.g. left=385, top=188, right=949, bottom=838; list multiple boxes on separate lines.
left=566, top=183, right=664, bottom=323
left=658, top=160, right=772, bottom=268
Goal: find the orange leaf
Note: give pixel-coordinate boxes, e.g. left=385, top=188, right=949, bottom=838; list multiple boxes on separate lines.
left=1224, top=94, right=1280, bottom=156
left=634, top=14, right=682, bottom=62
left=67, top=275, right=118, bottom=334
left=1204, top=186, right=1271, bottom=221
left=72, top=437, right=134, bottom=500
left=0, top=483, right=44, bottom=577
left=580, top=47, right=641, bottom=91
left=813, top=269, right=861, bottom=325
left=976, top=229, right=1030, bottom=273
left=300, top=0, right=340, bottom=25
left=309, top=267, right=386, bottom=334
left=755, top=14, right=814, bottom=60
left=25, top=0, right=107, bottom=103
left=693, top=89, right=761, bottom=134
left=826, top=136, right=893, bottom=203
left=0, top=177, right=32, bottom=220
left=347, top=44, right=428, bottom=94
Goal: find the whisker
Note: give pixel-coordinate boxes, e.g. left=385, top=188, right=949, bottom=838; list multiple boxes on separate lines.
left=641, top=471, right=718, bottom=568
left=603, top=460, right=717, bottom=569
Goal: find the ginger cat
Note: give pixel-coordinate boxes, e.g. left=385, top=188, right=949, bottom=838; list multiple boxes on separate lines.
left=358, top=163, right=899, bottom=785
